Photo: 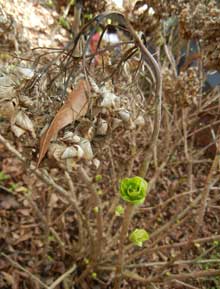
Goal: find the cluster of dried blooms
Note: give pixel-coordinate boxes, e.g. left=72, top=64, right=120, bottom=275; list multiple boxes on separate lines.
left=0, top=4, right=18, bottom=51
left=128, top=0, right=220, bottom=71
left=202, top=2, right=220, bottom=69
left=179, top=3, right=206, bottom=39
left=137, top=0, right=201, bottom=18
left=0, top=4, right=13, bottom=34
left=83, top=0, right=107, bottom=14
left=163, top=67, right=200, bottom=107
left=178, top=1, right=220, bottom=70
left=56, top=0, right=107, bottom=15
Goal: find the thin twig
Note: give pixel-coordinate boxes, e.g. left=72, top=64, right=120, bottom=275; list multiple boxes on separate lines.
left=173, top=279, right=200, bottom=289
left=123, top=268, right=220, bottom=284
left=126, top=258, right=220, bottom=268
left=194, top=151, right=220, bottom=237
left=64, top=171, right=84, bottom=248
left=100, top=258, right=220, bottom=270
left=48, top=264, right=76, bottom=289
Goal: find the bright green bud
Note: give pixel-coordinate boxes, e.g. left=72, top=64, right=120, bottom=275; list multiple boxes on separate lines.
left=48, top=235, right=55, bottom=242
left=47, top=255, right=53, bottom=262
left=91, top=272, right=97, bottom=279
left=115, top=205, right=124, bottom=216
left=84, top=258, right=90, bottom=265
left=95, top=175, right=102, bottom=182
left=58, top=16, right=69, bottom=29
left=120, top=176, right=148, bottom=205
left=213, top=240, right=219, bottom=246
left=129, top=229, right=149, bottom=247
left=96, top=189, right=103, bottom=196
left=93, top=206, right=99, bottom=213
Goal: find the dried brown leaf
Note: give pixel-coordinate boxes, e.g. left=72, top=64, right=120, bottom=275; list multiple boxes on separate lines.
left=37, top=79, right=89, bottom=166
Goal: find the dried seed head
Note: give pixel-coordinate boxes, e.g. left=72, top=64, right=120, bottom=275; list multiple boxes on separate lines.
left=93, top=158, right=100, bottom=169
left=100, top=87, right=118, bottom=108
left=61, top=146, right=78, bottom=159
left=75, top=145, right=84, bottom=159
left=11, top=124, right=25, bottom=138
left=79, top=139, right=93, bottom=160
left=118, top=110, right=131, bottom=122
left=13, top=111, right=36, bottom=138
left=48, top=143, right=66, bottom=161
left=112, top=118, right=123, bottom=130
left=19, top=95, right=34, bottom=108
left=96, top=119, right=108, bottom=136
left=62, top=131, right=75, bottom=143
left=134, top=115, right=145, bottom=127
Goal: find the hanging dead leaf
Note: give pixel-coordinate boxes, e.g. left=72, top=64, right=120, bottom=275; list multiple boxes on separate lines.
left=37, top=79, right=89, bottom=167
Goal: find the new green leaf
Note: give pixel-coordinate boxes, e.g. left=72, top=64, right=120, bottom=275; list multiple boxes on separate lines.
left=129, top=229, right=149, bottom=247
left=120, top=176, right=148, bottom=205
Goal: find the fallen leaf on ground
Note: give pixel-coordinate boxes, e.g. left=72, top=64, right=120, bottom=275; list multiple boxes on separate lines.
left=37, top=79, right=89, bottom=166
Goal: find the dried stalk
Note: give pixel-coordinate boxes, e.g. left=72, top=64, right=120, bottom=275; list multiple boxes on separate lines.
left=123, top=268, right=220, bottom=284
left=113, top=203, right=134, bottom=289
left=126, top=258, right=220, bottom=268
left=78, top=166, right=104, bottom=262
left=48, top=264, right=76, bottom=289
left=173, top=280, right=199, bottom=289
left=194, top=151, right=220, bottom=237
left=100, top=258, right=220, bottom=270
left=64, top=171, right=84, bottom=249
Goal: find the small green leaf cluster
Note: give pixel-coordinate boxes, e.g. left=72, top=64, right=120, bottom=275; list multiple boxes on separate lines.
left=119, top=176, right=148, bottom=205
left=95, top=174, right=102, bottom=182
left=58, top=16, right=70, bottom=30
left=115, top=205, right=124, bottom=216
left=129, top=229, right=149, bottom=247
left=0, top=171, right=10, bottom=182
